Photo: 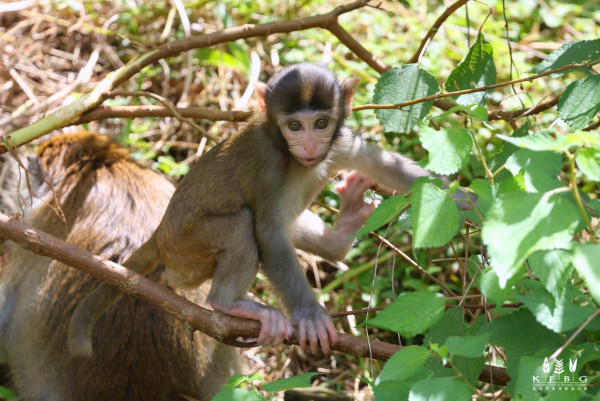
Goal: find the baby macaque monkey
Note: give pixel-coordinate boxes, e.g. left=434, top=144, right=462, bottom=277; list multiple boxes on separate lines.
left=70, top=63, right=432, bottom=356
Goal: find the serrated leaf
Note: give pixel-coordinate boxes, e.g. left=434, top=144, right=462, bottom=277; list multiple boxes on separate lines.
left=572, top=244, right=600, bottom=305
left=558, top=75, right=600, bottom=129
left=373, top=381, right=414, bottom=401
left=505, top=149, right=563, bottom=192
left=446, top=331, right=492, bottom=357
left=378, top=346, right=432, bottom=383
left=446, top=33, right=497, bottom=106
left=374, top=65, right=440, bottom=134
left=354, top=195, right=409, bottom=237
left=262, top=372, right=320, bottom=393
left=498, top=130, right=564, bottom=151
left=419, top=127, right=473, bottom=175
left=412, top=183, right=459, bottom=248
left=529, top=39, right=600, bottom=77
left=408, top=377, right=472, bottom=401
left=482, top=192, right=580, bottom=287
left=514, top=281, right=595, bottom=333
left=479, top=268, right=515, bottom=306
left=499, top=130, right=600, bottom=153
left=469, top=179, right=493, bottom=217
left=364, top=292, right=445, bottom=337
left=482, top=309, right=563, bottom=355
left=576, top=148, right=600, bottom=181
left=528, top=250, right=573, bottom=299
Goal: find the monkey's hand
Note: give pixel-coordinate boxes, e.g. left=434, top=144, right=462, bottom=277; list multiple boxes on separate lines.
left=335, top=170, right=376, bottom=236
left=293, top=305, right=338, bottom=355
left=210, top=299, right=293, bottom=347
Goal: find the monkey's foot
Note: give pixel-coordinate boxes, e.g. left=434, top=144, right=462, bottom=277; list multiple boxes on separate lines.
left=295, top=311, right=338, bottom=355
left=210, top=300, right=293, bottom=347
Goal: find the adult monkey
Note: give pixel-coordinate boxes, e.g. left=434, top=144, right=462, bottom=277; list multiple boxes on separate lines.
left=0, top=133, right=239, bottom=401
left=70, top=63, right=433, bottom=357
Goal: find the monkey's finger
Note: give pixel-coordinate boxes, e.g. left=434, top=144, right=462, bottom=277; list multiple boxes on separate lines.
left=273, top=316, right=290, bottom=346
left=308, top=324, right=320, bottom=355
left=256, top=311, right=272, bottom=345
left=315, top=321, right=331, bottom=355
left=298, top=320, right=308, bottom=352
left=325, top=321, right=339, bottom=345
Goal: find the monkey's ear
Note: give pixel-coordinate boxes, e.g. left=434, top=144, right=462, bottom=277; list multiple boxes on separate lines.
left=342, top=78, right=360, bottom=117
left=254, top=82, right=268, bottom=114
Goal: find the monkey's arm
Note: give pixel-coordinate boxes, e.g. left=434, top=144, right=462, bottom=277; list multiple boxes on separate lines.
left=292, top=171, right=375, bottom=261
left=334, top=134, right=431, bottom=193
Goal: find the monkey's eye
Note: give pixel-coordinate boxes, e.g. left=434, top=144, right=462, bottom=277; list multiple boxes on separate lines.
left=288, top=121, right=302, bottom=132
left=315, top=118, right=329, bottom=129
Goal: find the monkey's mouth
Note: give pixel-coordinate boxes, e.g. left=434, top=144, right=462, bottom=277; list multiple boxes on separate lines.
left=299, top=157, right=320, bottom=167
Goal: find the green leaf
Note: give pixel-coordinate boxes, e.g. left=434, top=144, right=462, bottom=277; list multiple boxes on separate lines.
left=514, top=281, right=595, bottom=332
left=364, top=291, right=445, bottom=337
left=529, top=39, right=600, bottom=77
left=468, top=179, right=493, bottom=219
left=479, top=268, right=516, bottom=307
left=572, top=244, right=600, bottom=305
left=373, top=65, right=440, bottom=134
left=558, top=75, right=600, bottom=129
left=498, top=130, right=600, bottom=152
left=418, top=126, right=473, bottom=175
left=412, top=183, right=459, bottom=248
left=431, top=104, right=488, bottom=121
left=194, top=48, right=248, bottom=71
left=224, top=373, right=263, bottom=389
left=482, top=192, right=580, bottom=287
left=262, top=373, right=320, bottom=393
left=408, top=377, right=472, bottom=401
left=528, top=250, right=573, bottom=299
left=446, top=331, right=492, bottom=357
left=378, top=346, right=432, bottom=383
left=497, top=130, right=563, bottom=152
left=482, top=309, right=563, bottom=355
left=576, top=148, right=600, bottom=181
left=446, top=33, right=497, bottom=106
left=0, top=386, right=17, bottom=400
left=354, top=195, right=409, bottom=237
left=373, top=380, right=414, bottom=401
left=505, top=149, right=563, bottom=192
left=212, top=388, right=264, bottom=401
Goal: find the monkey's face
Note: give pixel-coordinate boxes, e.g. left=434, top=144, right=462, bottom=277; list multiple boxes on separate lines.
left=277, top=110, right=339, bottom=167
left=263, top=63, right=347, bottom=168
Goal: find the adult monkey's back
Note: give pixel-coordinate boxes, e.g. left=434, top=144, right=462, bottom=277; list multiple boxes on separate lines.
left=0, top=132, right=238, bottom=401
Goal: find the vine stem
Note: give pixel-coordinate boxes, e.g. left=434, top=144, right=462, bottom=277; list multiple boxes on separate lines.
left=549, top=308, right=600, bottom=361
left=568, top=152, right=595, bottom=236
left=353, top=59, right=600, bottom=112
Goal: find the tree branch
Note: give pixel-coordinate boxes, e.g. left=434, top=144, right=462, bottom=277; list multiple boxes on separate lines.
left=406, top=0, right=470, bottom=64
left=74, top=106, right=253, bottom=125
left=0, top=0, right=370, bottom=153
left=0, top=211, right=510, bottom=386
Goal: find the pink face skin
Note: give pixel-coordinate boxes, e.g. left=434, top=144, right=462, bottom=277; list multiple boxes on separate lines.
left=277, top=110, right=339, bottom=167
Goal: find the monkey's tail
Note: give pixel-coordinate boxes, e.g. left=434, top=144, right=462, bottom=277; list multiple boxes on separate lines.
left=68, top=238, right=161, bottom=357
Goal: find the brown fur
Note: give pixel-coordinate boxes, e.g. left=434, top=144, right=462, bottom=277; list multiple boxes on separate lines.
left=0, top=132, right=237, bottom=401
left=70, top=64, right=433, bottom=356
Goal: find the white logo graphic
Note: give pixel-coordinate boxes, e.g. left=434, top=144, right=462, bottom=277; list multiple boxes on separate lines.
left=532, top=357, right=588, bottom=392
